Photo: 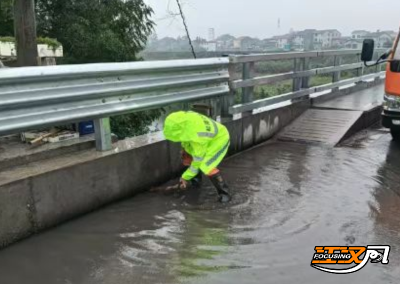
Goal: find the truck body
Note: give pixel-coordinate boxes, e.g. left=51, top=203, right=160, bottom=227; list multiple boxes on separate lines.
left=382, top=30, right=400, bottom=140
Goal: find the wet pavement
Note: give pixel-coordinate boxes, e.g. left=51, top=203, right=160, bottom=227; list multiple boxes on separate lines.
left=1, top=127, right=400, bottom=284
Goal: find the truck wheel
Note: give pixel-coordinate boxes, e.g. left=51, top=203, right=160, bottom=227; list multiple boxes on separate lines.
left=391, top=128, right=400, bottom=142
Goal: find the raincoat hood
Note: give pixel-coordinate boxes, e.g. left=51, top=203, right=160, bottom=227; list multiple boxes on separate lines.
left=163, top=111, right=189, bottom=142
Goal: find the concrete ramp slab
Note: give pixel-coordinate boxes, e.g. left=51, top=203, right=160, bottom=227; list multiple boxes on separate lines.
left=313, top=84, right=384, bottom=111
left=277, top=109, right=363, bottom=145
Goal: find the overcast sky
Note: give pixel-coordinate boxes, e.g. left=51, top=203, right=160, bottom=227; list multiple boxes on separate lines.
left=144, top=0, right=400, bottom=39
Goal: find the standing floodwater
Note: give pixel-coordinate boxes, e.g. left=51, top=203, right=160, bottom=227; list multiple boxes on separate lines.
left=0, top=129, right=400, bottom=284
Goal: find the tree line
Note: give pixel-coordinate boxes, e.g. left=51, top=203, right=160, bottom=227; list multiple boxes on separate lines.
left=0, top=0, right=154, bottom=64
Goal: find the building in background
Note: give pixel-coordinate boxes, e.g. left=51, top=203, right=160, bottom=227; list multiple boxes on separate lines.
left=143, top=28, right=398, bottom=56
left=233, top=36, right=262, bottom=51
left=344, top=39, right=363, bottom=50
left=268, top=29, right=341, bottom=51
left=352, top=30, right=369, bottom=39
left=332, top=36, right=350, bottom=49
left=272, top=35, right=291, bottom=50
left=365, top=31, right=394, bottom=48
left=200, top=41, right=217, bottom=52
left=345, top=30, right=396, bottom=49
left=216, top=34, right=235, bottom=50
left=313, top=29, right=342, bottom=49
left=208, top=28, right=215, bottom=42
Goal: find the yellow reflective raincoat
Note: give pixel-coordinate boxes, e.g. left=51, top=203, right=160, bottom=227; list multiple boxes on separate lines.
left=163, top=111, right=230, bottom=181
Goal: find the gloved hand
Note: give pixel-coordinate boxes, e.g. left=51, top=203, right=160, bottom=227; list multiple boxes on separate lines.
left=179, top=178, right=189, bottom=190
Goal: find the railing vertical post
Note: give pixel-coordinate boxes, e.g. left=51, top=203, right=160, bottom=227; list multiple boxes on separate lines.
left=356, top=54, right=364, bottom=79
left=375, top=51, right=382, bottom=81
left=242, top=62, right=255, bottom=103
left=293, top=58, right=302, bottom=92
left=210, top=98, right=221, bottom=120
left=301, top=58, right=310, bottom=89
left=94, top=117, right=112, bottom=151
left=332, top=55, right=342, bottom=92
left=221, top=62, right=235, bottom=121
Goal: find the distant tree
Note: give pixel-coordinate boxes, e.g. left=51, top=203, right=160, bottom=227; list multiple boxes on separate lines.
left=35, top=0, right=157, bottom=138
left=36, top=0, right=155, bottom=63
left=216, top=34, right=236, bottom=42
left=2, top=0, right=155, bottom=63
left=0, top=0, right=14, bottom=36
left=1, top=1, right=170, bottom=138
left=110, top=109, right=164, bottom=139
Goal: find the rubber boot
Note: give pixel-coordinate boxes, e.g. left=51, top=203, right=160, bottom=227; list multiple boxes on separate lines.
left=191, top=173, right=203, bottom=188
left=209, top=173, right=232, bottom=203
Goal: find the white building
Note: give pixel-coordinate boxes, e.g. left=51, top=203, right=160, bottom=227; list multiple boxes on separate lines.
left=352, top=30, right=369, bottom=39
left=267, top=29, right=344, bottom=51
left=272, top=35, right=290, bottom=49
left=365, top=32, right=394, bottom=48
left=313, top=30, right=342, bottom=49
left=200, top=41, right=217, bottom=52
left=289, top=29, right=341, bottom=50
left=292, top=34, right=304, bottom=49
left=344, top=39, right=363, bottom=49
left=0, top=41, right=63, bottom=59
left=348, top=30, right=396, bottom=49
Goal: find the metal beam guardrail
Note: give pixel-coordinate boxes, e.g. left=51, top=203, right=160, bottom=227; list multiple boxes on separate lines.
left=229, top=49, right=371, bottom=64
left=229, top=49, right=386, bottom=115
left=229, top=72, right=385, bottom=114
left=0, top=58, right=229, bottom=149
left=231, top=62, right=375, bottom=89
left=0, top=49, right=386, bottom=151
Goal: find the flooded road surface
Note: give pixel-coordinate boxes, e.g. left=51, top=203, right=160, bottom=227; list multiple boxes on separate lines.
left=1, top=128, right=400, bottom=284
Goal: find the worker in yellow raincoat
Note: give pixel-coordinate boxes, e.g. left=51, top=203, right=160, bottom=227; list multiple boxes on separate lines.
left=163, top=111, right=232, bottom=203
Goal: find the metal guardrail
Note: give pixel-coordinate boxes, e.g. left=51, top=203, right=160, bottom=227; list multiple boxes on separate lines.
left=0, top=58, right=229, bottom=150
left=229, top=72, right=385, bottom=114
left=0, top=49, right=386, bottom=151
left=229, top=50, right=367, bottom=64
left=228, top=49, right=386, bottom=115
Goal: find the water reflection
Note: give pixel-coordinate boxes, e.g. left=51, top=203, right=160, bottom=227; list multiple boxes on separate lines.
left=1, top=135, right=400, bottom=283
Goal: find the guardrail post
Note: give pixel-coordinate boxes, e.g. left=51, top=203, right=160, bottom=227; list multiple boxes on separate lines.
left=375, top=52, right=382, bottom=81
left=301, top=58, right=310, bottom=89
left=356, top=56, right=364, bottom=79
left=293, top=58, right=302, bottom=92
left=293, top=58, right=309, bottom=91
left=242, top=62, right=255, bottom=103
left=94, top=117, right=112, bottom=151
left=332, top=55, right=342, bottom=91
left=210, top=98, right=221, bottom=120
left=221, top=62, right=235, bottom=121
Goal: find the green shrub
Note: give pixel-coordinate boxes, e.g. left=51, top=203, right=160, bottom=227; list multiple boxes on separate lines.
left=110, top=109, right=164, bottom=139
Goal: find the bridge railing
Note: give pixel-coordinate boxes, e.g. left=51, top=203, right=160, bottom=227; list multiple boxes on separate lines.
left=0, top=58, right=229, bottom=150
left=0, top=50, right=386, bottom=151
left=227, top=49, right=385, bottom=115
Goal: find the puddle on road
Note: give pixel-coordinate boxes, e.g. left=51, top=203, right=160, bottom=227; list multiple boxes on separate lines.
left=339, top=126, right=389, bottom=148
left=1, top=130, right=400, bottom=284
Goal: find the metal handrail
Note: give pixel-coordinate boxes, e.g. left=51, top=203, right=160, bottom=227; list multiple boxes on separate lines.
left=228, top=49, right=385, bottom=115
left=0, top=58, right=229, bottom=150
left=0, top=50, right=385, bottom=151
left=229, top=72, right=385, bottom=114
left=231, top=62, right=376, bottom=89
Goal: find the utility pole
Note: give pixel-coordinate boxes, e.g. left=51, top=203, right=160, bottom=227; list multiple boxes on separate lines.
left=14, top=0, right=38, bottom=66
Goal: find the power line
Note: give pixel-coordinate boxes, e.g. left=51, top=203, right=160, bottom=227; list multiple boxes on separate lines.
left=175, top=0, right=196, bottom=59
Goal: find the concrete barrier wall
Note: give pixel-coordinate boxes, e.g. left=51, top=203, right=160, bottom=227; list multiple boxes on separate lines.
left=0, top=81, right=382, bottom=248
left=0, top=99, right=309, bottom=248
left=0, top=140, right=183, bottom=247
